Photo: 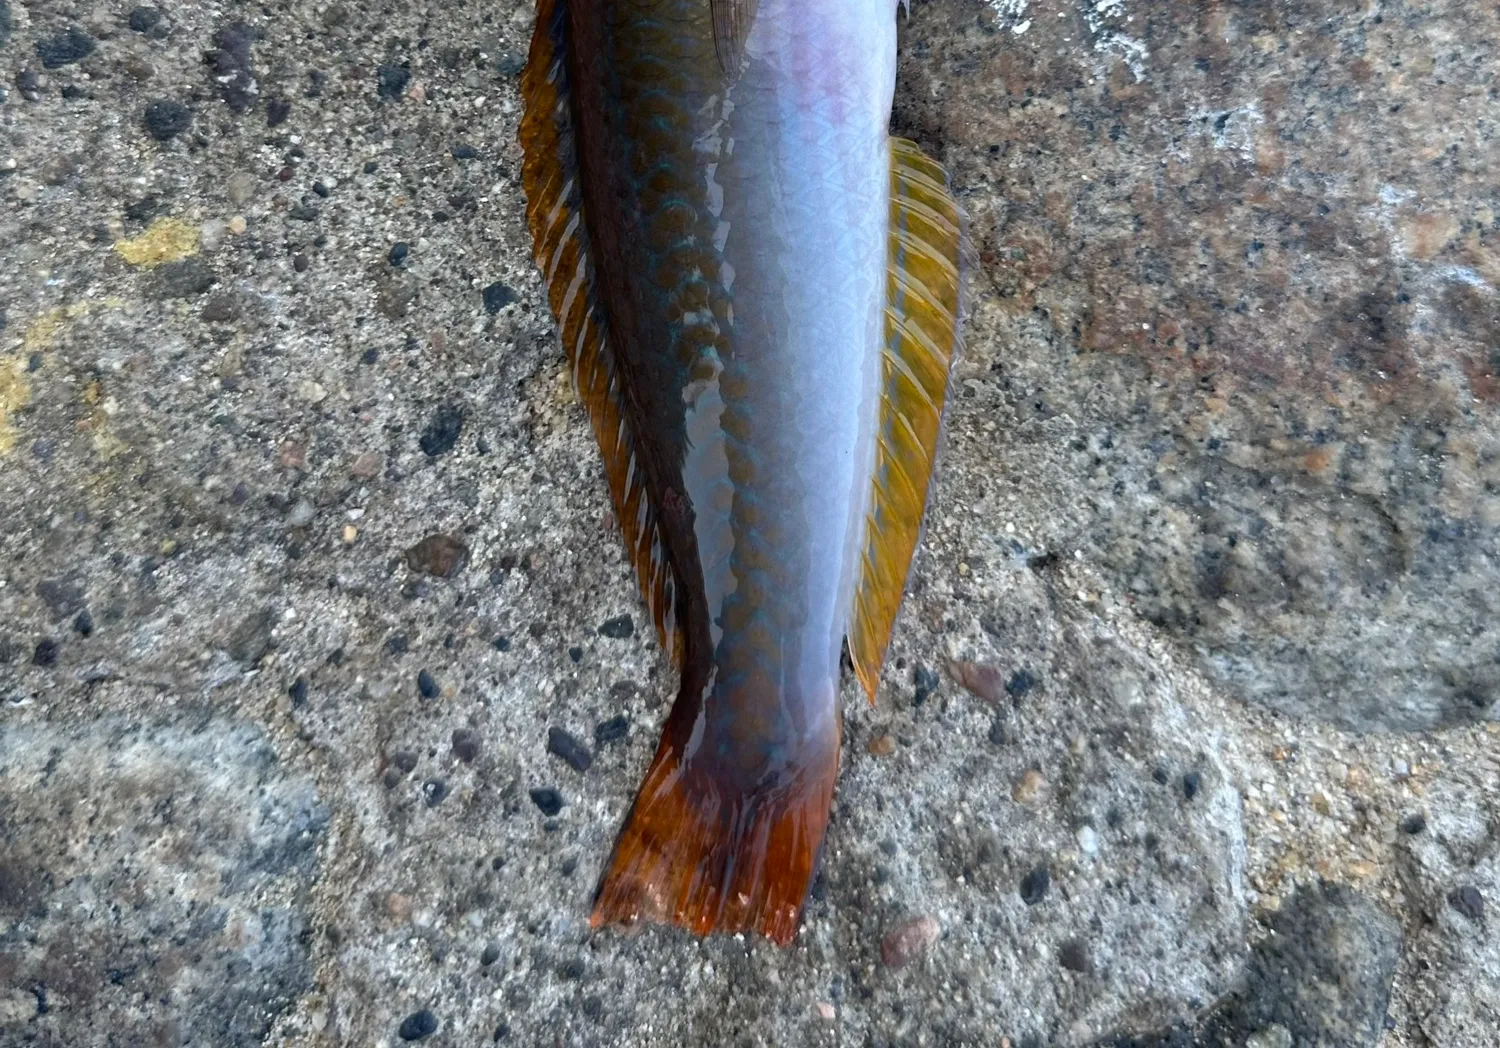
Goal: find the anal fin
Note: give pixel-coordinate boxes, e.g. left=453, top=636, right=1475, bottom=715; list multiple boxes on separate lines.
left=847, top=138, right=964, bottom=700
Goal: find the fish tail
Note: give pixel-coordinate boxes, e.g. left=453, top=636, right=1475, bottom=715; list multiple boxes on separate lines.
left=590, top=689, right=839, bottom=946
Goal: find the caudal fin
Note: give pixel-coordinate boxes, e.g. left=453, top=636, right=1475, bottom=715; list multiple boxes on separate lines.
left=590, top=727, right=839, bottom=946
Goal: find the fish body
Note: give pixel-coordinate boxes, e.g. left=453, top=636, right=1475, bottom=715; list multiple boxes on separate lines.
left=519, top=0, right=962, bottom=943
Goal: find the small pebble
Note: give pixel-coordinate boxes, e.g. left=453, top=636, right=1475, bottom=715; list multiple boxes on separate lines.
left=1019, top=865, right=1050, bottom=905
left=391, top=750, right=418, bottom=774
left=547, top=727, right=593, bottom=772
left=405, top=534, right=470, bottom=578
left=482, top=282, right=517, bottom=314
left=266, top=96, right=292, bottom=127
left=987, top=719, right=1007, bottom=746
left=451, top=143, right=481, bottom=160
left=598, top=614, right=634, bottom=639
left=529, top=787, right=564, bottom=816
left=36, top=28, right=95, bottom=69
left=32, top=639, right=59, bottom=667
left=397, top=1009, right=438, bottom=1041
left=1244, top=1024, right=1293, bottom=1048
left=594, top=715, right=630, bottom=746
left=814, top=1001, right=836, bottom=1021
left=1182, top=771, right=1202, bottom=801
left=880, top=915, right=940, bottom=969
left=73, top=609, right=94, bottom=637
left=286, top=499, right=316, bottom=527
left=350, top=451, right=383, bottom=478
left=422, top=779, right=449, bottom=807
left=913, top=663, right=941, bottom=704
left=582, top=995, right=604, bottom=1020
left=388, top=241, right=409, bottom=266
left=480, top=942, right=500, bottom=966
left=560, top=856, right=578, bottom=876
left=226, top=170, right=256, bottom=205
left=228, top=215, right=247, bottom=235
left=417, top=669, right=440, bottom=699
left=377, top=64, right=411, bottom=100
left=143, top=99, right=193, bottom=141
left=419, top=404, right=465, bottom=457
left=1058, top=938, right=1091, bottom=973
left=451, top=728, right=481, bottom=763
left=1012, top=769, right=1048, bottom=806
left=288, top=676, right=308, bottom=707
left=568, top=646, right=584, bottom=663
left=128, top=7, right=166, bottom=35
left=559, top=958, right=586, bottom=980
left=1400, top=812, right=1427, bottom=835
left=1449, top=885, right=1484, bottom=922
left=1005, top=668, right=1037, bottom=698
left=1076, top=826, right=1099, bottom=856
left=1152, top=767, right=1169, bottom=785
left=867, top=734, right=896, bottom=756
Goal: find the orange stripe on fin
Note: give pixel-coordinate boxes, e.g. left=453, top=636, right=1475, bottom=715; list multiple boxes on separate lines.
left=846, top=138, right=965, bottom=702
left=590, top=710, right=839, bottom=946
left=519, top=0, right=682, bottom=666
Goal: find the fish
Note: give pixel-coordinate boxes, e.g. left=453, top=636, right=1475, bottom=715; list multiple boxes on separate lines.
left=517, top=0, right=963, bottom=944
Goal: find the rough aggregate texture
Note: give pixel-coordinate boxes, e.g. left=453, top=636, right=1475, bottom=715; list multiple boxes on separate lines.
left=0, top=1, right=1497, bottom=1046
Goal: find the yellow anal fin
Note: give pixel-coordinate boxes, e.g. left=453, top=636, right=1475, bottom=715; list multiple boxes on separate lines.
left=519, top=0, right=682, bottom=666
left=848, top=138, right=964, bottom=701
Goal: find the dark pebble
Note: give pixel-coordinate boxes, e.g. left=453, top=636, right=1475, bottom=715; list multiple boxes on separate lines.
left=361, top=347, right=380, bottom=365
left=32, top=639, right=59, bottom=667
left=127, top=7, right=165, bottom=35
left=560, top=856, right=578, bottom=875
left=201, top=294, right=241, bottom=323
left=1449, top=885, right=1484, bottom=922
left=559, top=958, right=585, bottom=980
left=311, top=182, right=329, bottom=200
left=451, top=728, right=481, bottom=764
left=377, top=63, right=411, bottom=100
left=36, top=577, right=85, bottom=620
left=389, top=242, right=409, bottom=266
left=16, top=68, right=40, bottom=99
left=422, top=779, right=449, bottom=807
left=405, top=533, right=470, bottom=578
left=1005, top=668, right=1037, bottom=698
left=594, top=715, right=630, bottom=746
left=913, top=664, right=939, bottom=705
left=417, top=669, right=439, bottom=699
left=494, top=1022, right=510, bottom=1041
left=493, top=636, right=511, bottom=652
left=1020, top=865, right=1050, bottom=905
left=1400, top=813, right=1427, bottom=835
left=987, top=719, right=1007, bottom=745
left=582, top=995, right=604, bottom=1020
left=547, top=727, right=593, bottom=773
left=1152, top=767, right=1170, bottom=785
left=36, top=27, right=94, bottom=69
left=288, top=676, right=308, bottom=707
left=387, top=633, right=410, bottom=655
left=143, top=99, right=193, bottom=141
left=598, top=614, right=634, bottom=639
left=364, top=160, right=378, bottom=174
left=451, top=143, right=480, bottom=160
left=266, top=96, right=292, bottom=126
left=480, top=942, right=500, bottom=966
left=73, top=609, right=94, bottom=637
left=1182, top=771, right=1202, bottom=801
left=1058, top=938, right=1090, bottom=973
left=568, top=646, right=583, bottom=663
left=124, top=195, right=162, bottom=223
left=419, top=404, right=465, bottom=456
left=529, top=787, right=564, bottom=816
left=153, top=258, right=216, bottom=298
left=382, top=768, right=402, bottom=789
left=206, top=23, right=258, bottom=113
left=397, top=1009, right=438, bottom=1041
left=392, top=750, right=419, bottom=774
left=288, top=204, right=319, bottom=221
left=482, top=281, right=517, bottom=314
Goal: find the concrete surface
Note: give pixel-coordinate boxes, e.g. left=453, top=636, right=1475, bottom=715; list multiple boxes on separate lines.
left=0, top=1, right=1497, bottom=1046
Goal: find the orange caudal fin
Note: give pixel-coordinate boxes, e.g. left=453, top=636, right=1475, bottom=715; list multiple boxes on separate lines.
left=590, top=720, right=840, bottom=946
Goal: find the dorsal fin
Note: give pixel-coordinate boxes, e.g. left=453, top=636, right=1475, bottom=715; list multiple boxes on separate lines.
left=519, top=0, right=682, bottom=665
left=710, top=0, right=758, bottom=74
left=847, top=138, right=964, bottom=700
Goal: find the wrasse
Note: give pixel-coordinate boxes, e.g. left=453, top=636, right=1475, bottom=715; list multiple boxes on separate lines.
left=518, top=0, right=962, bottom=944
